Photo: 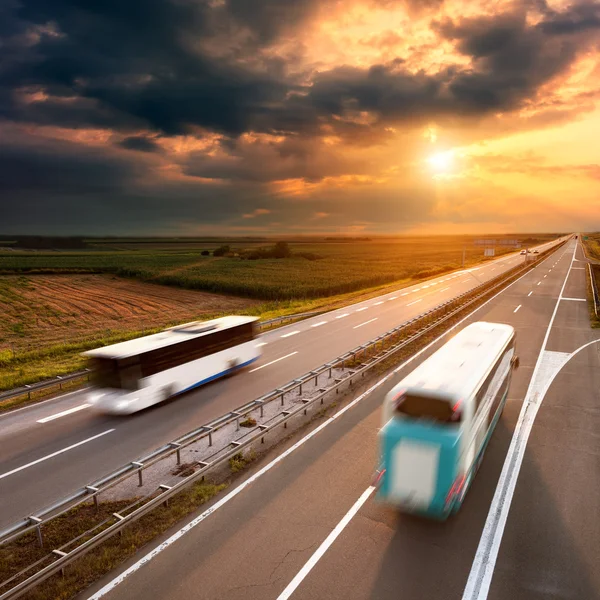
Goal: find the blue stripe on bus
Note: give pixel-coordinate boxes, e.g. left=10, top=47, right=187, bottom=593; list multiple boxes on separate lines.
left=177, top=356, right=259, bottom=396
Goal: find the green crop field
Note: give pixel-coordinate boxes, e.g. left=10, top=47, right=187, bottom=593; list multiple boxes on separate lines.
left=0, top=235, right=556, bottom=300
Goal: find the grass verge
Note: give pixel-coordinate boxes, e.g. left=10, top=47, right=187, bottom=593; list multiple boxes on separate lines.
left=585, top=264, right=600, bottom=329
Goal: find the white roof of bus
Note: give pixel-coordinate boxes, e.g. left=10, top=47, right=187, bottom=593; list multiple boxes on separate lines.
left=393, top=321, right=514, bottom=401
left=83, top=315, right=259, bottom=360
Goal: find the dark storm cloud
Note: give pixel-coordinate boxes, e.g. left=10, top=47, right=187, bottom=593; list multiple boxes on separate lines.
left=118, top=136, right=162, bottom=153
left=2, top=0, right=599, bottom=140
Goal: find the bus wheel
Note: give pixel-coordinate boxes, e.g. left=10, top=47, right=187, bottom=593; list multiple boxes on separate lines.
left=228, top=358, right=239, bottom=373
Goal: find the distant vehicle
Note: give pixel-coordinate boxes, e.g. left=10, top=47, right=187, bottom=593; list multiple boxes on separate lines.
left=520, top=249, right=527, bottom=255
left=374, top=322, right=518, bottom=520
left=533, top=249, right=539, bottom=254
left=84, top=316, right=261, bottom=414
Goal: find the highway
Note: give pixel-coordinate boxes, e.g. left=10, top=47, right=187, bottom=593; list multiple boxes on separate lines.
left=0, top=239, right=563, bottom=529
left=80, top=237, right=600, bottom=600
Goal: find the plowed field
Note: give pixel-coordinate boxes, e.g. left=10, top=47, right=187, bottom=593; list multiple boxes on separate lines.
left=0, top=275, right=257, bottom=354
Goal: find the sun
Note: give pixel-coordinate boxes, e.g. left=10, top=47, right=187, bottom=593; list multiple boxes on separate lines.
left=427, top=150, right=454, bottom=172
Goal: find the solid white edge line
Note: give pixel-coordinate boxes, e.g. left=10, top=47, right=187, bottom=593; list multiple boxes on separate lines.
left=276, top=486, right=376, bottom=600
left=248, top=352, right=298, bottom=373
left=0, top=429, right=115, bottom=481
left=561, top=297, right=586, bottom=302
left=88, top=242, right=561, bottom=600
left=353, top=318, right=378, bottom=329
left=461, top=241, right=576, bottom=600
left=36, top=403, right=91, bottom=424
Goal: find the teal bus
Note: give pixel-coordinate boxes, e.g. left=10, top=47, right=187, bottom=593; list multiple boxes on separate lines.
left=374, top=322, right=519, bottom=519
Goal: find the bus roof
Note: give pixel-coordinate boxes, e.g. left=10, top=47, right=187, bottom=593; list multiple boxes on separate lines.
left=83, top=316, right=259, bottom=360
left=392, top=322, right=514, bottom=402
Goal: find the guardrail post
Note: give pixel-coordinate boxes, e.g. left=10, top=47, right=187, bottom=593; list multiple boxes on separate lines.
left=51, top=550, right=68, bottom=576
left=207, top=427, right=213, bottom=447
left=169, top=443, right=182, bottom=465
left=86, top=486, right=99, bottom=511
left=29, top=516, right=43, bottom=548
left=132, top=462, right=144, bottom=487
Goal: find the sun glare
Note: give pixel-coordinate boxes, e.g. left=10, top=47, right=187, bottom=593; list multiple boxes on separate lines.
left=427, top=150, right=454, bottom=172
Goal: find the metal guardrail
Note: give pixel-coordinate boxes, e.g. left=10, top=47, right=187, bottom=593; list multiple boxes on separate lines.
left=588, top=263, right=600, bottom=319
left=0, top=312, right=323, bottom=404
left=0, top=240, right=568, bottom=599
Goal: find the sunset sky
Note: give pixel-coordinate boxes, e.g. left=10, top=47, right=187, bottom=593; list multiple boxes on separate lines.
left=1, top=0, right=600, bottom=235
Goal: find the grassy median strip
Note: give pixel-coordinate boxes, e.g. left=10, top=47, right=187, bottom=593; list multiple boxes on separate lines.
left=2, top=481, right=226, bottom=600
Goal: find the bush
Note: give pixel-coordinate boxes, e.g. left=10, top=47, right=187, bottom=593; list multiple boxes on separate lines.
left=213, top=245, right=230, bottom=257
left=273, top=241, right=291, bottom=258
left=201, top=250, right=210, bottom=256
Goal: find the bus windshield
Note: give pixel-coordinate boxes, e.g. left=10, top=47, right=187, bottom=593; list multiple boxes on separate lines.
left=395, top=393, right=460, bottom=424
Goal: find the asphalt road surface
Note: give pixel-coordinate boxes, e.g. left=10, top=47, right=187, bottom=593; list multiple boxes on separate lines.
left=82, top=237, right=600, bottom=600
left=0, top=239, right=565, bottom=528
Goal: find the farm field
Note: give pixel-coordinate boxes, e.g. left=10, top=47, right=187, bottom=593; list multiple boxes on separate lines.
left=0, top=235, right=557, bottom=300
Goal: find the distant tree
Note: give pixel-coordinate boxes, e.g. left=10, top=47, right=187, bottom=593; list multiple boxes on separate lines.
left=273, top=241, right=291, bottom=258
left=213, top=245, right=230, bottom=257
left=201, top=250, right=210, bottom=256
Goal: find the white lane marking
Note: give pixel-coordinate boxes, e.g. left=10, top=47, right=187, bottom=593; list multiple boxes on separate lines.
left=335, top=313, right=349, bottom=319
left=276, top=487, right=376, bottom=600
left=249, top=352, right=298, bottom=373
left=0, top=429, right=115, bottom=481
left=572, top=267, right=585, bottom=270
left=537, top=282, right=541, bottom=286
left=513, top=305, right=521, bottom=313
left=561, top=297, right=587, bottom=302
left=256, top=342, right=268, bottom=348
left=281, top=331, right=300, bottom=338
left=356, top=307, right=369, bottom=312
left=89, top=244, right=555, bottom=600
left=528, top=292, right=533, bottom=297
left=544, top=275, right=547, bottom=278
left=407, top=299, right=422, bottom=306
left=36, top=403, right=91, bottom=424
left=374, top=301, right=384, bottom=306
left=462, top=242, right=576, bottom=600
left=389, top=296, right=398, bottom=300
left=353, top=318, right=378, bottom=329
left=439, top=287, right=451, bottom=293
left=401, top=293, right=409, bottom=297
left=422, top=285, right=430, bottom=289
left=413, top=288, right=421, bottom=292
left=0, top=388, right=89, bottom=420
left=462, top=279, right=470, bottom=283
left=311, top=321, right=327, bottom=328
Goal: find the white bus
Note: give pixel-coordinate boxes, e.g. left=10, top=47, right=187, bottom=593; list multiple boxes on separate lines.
left=84, top=316, right=261, bottom=414
left=374, top=322, right=519, bottom=519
